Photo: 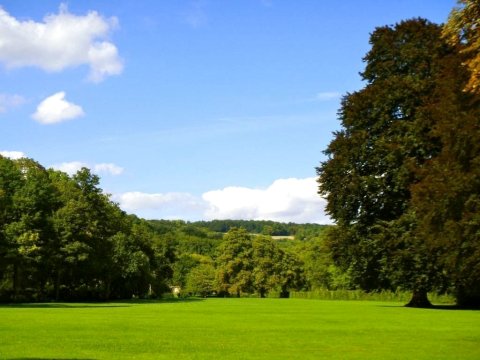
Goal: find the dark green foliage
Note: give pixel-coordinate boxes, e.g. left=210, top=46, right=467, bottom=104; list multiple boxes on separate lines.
left=172, top=254, right=202, bottom=288
left=192, top=219, right=326, bottom=237
left=317, top=19, right=455, bottom=304
left=0, top=157, right=174, bottom=302
left=318, top=17, right=480, bottom=307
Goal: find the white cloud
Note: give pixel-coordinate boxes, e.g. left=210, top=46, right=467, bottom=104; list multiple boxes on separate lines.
left=32, top=92, right=84, bottom=124
left=114, top=177, right=332, bottom=224
left=93, top=163, right=124, bottom=176
left=203, top=177, right=330, bottom=224
left=0, top=150, right=26, bottom=159
left=0, top=4, right=123, bottom=82
left=114, top=192, right=207, bottom=220
left=51, top=161, right=87, bottom=175
left=316, top=92, right=341, bottom=101
left=116, top=192, right=200, bottom=211
left=51, top=161, right=123, bottom=176
left=0, top=93, right=25, bottom=113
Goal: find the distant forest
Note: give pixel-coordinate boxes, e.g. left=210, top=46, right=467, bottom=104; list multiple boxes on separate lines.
left=170, top=219, right=326, bottom=237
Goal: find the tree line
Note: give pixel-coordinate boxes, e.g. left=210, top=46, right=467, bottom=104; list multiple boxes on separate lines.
left=0, top=157, right=333, bottom=302
left=0, top=158, right=178, bottom=301
left=317, top=2, right=480, bottom=308
left=190, top=219, right=326, bottom=237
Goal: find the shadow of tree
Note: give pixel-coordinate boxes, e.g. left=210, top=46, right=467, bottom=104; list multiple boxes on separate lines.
left=377, top=304, right=480, bottom=311
left=0, top=303, right=130, bottom=309
left=0, top=297, right=206, bottom=309
left=7, top=358, right=96, bottom=360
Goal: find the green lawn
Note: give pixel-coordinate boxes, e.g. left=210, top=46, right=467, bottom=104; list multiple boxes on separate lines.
left=0, top=298, right=479, bottom=359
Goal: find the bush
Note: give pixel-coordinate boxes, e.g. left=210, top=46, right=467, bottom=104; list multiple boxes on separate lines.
left=290, top=290, right=454, bottom=303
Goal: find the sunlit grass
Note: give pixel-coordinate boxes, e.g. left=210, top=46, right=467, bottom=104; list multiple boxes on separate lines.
left=0, top=298, right=479, bottom=359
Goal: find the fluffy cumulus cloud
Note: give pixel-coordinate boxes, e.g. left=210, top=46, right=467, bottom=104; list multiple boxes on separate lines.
left=0, top=150, right=26, bottom=159
left=114, top=192, right=207, bottom=220
left=32, top=92, right=84, bottom=124
left=51, top=161, right=124, bottom=176
left=0, top=4, right=123, bottom=82
left=114, top=177, right=332, bottom=224
left=0, top=93, right=25, bottom=113
left=203, top=177, right=330, bottom=224
left=50, top=161, right=86, bottom=175
left=93, top=163, right=124, bottom=176
left=116, top=192, right=199, bottom=211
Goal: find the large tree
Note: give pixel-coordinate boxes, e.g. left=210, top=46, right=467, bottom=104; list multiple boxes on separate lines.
left=185, top=261, right=216, bottom=297
left=216, top=228, right=255, bottom=297
left=0, top=155, right=23, bottom=299
left=216, top=228, right=303, bottom=297
left=317, top=19, right=457, bottom=307
left=409, top=43, right=480, bottom=306
left=1, top=158, right=57, bottom=300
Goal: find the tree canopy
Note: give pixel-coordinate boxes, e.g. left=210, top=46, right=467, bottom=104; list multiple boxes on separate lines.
left=317, top=17, right=480, bottom=307
left=0, top=156, right=176, bottom=301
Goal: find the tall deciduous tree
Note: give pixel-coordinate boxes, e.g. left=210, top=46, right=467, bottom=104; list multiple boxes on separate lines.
left=317, top=19, right=455, bottom=307
left=185, top=262, right=216, bottom=297
left=2, top=158, right=57, bottom=300
left=216, top=228, right=254, bottom=296
left=409, top=43, right=480, bottom=306
left=0, top=155, right=23, bottom=298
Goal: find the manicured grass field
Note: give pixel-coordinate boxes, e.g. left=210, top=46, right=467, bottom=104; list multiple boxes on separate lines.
left=0, top=298, right=479, bottom=359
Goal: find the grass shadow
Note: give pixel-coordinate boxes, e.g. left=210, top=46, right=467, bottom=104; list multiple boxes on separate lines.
left=112, top=297, right=206, bottom=305
left=377, top=303, right=480, bottom=311
left=0, top=303, right=131, bottom=309
left=0, top=297, right=206, bottom=309
left=7, top=358, right=96, bottom=360
left=429, top=304, right=480, bottom=311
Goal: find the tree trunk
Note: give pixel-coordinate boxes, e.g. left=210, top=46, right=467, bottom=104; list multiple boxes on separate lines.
left=54, top=269, right=60, bottom=301
left=13, top=262, right=19, bottom=300
left=279, top=287, right=290, bottom=298
left=104, top=279, right=111, bottom=301
left=406, top=288, right=432, bottom=308
left=101, top=272, right=112, bottom=301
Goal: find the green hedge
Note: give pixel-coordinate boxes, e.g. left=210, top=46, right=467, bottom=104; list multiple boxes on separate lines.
left=290, top=289, right=454, bottom=304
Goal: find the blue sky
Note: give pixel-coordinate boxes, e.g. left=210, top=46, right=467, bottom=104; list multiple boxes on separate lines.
left=0, top=0, right=456, bottom=223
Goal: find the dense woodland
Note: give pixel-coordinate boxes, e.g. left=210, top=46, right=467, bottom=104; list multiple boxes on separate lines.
left=1, top=1, right=479, bottom=307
